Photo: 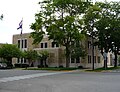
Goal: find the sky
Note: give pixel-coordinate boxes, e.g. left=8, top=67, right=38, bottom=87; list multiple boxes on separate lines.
left=0, top=0, right=40, bottom=44
left=0, top=0, right=119, bottom=44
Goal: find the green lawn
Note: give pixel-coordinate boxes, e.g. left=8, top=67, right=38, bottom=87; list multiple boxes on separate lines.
left=24, top=67, right=78, bottom=71
left=86, top=66, right=120, bottom=72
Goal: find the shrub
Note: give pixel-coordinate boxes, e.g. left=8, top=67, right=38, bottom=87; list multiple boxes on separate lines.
left=78, top=66, right=83, bottom=69
left=14, top=63, right=29, bottom=68
left=37, top=65, right=44, bottom=68
left=59, top=65, right=64, bottom=68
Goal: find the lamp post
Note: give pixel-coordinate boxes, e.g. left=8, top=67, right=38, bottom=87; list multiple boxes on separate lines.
left=103, top=51, right=107, bottom=70
left=112, top=42, right=118, bottom=67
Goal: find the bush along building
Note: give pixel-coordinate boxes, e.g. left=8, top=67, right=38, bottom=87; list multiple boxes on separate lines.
left=12, top=33, right=113, bottom=68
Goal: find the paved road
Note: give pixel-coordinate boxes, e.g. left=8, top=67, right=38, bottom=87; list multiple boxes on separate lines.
left=0, top=70, right=120, bottom=92
left=0, top=70, right=56, bottom=78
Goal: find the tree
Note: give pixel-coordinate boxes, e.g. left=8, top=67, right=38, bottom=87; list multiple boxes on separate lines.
left=24, top=50, right=38, bottom=66
left=96, top=1, right=120, bottom=68
left=108, top=2, right=120, bottom=67
left=0, top=44, right=22, bottom=63
left=83, top=3, right=101, bottom=70
left=71, top=40, right=86, bottom=59
left=30, top=0, right=90, bottom=67
left=38, top=50, right=49, bottom=67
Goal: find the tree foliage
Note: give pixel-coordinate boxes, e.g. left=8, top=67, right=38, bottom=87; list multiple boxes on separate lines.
left=30, top=0, right=90, bottom=67
left=38, top=50, right=49, bottom=67
left=0, top=44, right=22, bottom=62
left=24, top=50, right=38, bottom=65
left=95, top=1, right=120, bottom=67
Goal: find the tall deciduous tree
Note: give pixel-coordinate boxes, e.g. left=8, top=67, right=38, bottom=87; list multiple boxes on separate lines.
left=107, top=2, right=120, bottom=67
left=96, top=1, right=120, bottom=68
left=30, top=0, right=90, bottom=67
left=0, top=44, right=22, bottom=63
left=24, top=50, right=38, bottom=66
left=38, top=50, right=49, bottom=67
left=83, top=3, right=101, bottom=70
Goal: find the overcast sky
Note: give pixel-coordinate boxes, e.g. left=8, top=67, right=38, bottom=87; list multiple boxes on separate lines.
left=0, top=0, right=119, bottom=44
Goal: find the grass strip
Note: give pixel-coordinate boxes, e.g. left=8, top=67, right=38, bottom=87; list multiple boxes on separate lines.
left=24, top=67, right=78, bottom=71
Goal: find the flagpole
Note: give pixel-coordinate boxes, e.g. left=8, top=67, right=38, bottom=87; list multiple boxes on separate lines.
left=20, top=28, right=22, bottom=65
left=20, top=18, right=23, bottom=64
left=17, top=18, right=23, bottom=64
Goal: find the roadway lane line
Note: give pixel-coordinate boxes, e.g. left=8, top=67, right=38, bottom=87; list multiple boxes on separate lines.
left=0, top=72, right=63, bottom=83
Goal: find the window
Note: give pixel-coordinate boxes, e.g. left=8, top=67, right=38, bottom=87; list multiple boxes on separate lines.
left=18, top=39, right=27, bottom=49
left=41, top=43, right=43, bottom=48
left=22, top=40, right=24, bottom=48
left=24, top=59, right=27, bottom=63
left=98, top=56, right=100, bottom=63
left=94, top=56, right=96, bottom=63
left=90, top=56, right=91, bottom=63
left=45, top=42, right=47, bottom=48
left=17, top=58, right=20, bottom=63
left=56, top=42, right=59, bottom=47
left=18, top=40, right=20, bottom=48
left=52, top=42, right=59, bottom=48
left=76, top=57, right=80, bottom=63
left=93, top=46, right=96, bottom=50
left=88, top=55, right=91, bottom=63
left=88, top=41, right=91, bottom=49
left=71, top=57, right=75, bottom=63
left=21, top=58, right=23, bottom=63
left=24, top=39, right=27, bottom=48
left=52, top=42, right=55, bottom=47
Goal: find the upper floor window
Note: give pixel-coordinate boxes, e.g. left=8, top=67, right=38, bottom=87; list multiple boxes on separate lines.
left=22, top=40, right=24, bottom=48
left=24, top=39, right=27, bottom=48
left=52, top=42, right=59, bottom=48
left=88, top=41, right=91, bottom=49
left=40, top=42, right=48, bottom=48
left=45, top=42, right=47, bottom=48
left=17, top=39, right=27, bottom=48
left=18, top=40, right=20, bottom=48
left=41, top=43, right=43, bottom=48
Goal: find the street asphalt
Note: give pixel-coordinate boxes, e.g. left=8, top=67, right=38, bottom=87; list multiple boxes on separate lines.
left=0, top=69, right=120, bottom=92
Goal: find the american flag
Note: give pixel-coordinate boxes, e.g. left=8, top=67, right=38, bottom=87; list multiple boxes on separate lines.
left=17, top=19, right=23, bottom=34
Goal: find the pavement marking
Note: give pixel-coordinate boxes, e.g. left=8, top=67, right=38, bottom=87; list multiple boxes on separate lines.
left=0, top=72, right=63, bottom=83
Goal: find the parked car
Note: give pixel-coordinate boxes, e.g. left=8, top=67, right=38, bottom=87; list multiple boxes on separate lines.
left=0, top=62, right=7, bottom=69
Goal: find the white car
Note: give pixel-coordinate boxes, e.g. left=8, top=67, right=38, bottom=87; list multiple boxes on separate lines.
left=0, top=63, right=7, bottom=69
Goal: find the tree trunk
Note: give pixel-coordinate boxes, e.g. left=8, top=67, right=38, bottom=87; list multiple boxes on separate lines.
left=114, top=51, right=117, bottom=67
left=66, top=55, right=70, bottom=68
left=6, top=57, right=12, bottom=64
left=66, top=46, right=70, bottom=68
left=91, top=37, right=94, bottom=70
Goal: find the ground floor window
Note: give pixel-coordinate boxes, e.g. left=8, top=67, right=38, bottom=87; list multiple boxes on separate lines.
left=88, top=55, right=91, bottom=63
left=98, top=56, right=101, bottom=63
left=17, top=58, right=26, bottom=63
left=71, top=57, right=75, bottom=63
left=70, top=57, right=80, bottom=63
left=76, top=57, right=80, bottom=63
